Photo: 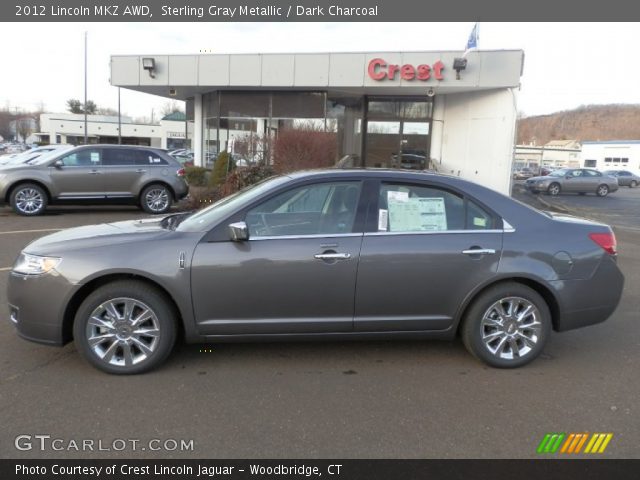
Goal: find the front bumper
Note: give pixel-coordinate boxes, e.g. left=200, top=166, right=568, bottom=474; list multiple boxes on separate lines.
left=7, top=270, right=78, bottom=346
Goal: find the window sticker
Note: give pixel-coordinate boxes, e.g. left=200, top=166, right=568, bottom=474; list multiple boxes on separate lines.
left=90, top=152, right=100, bottom=164
left=378, top=209, right=389, bottom=231
left=387, top=190, right=409, bottom=203
left=473, top=217, right=487, bottom=228
left=388, top=197, right=447, bottom=232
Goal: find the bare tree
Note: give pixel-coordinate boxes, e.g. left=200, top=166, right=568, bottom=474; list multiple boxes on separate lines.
left=17, top=117, right=34, bottom=143
left=160, top=100, right=185, bottom=116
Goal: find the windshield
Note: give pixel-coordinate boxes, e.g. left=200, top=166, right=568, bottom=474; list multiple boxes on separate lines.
left=176, top=175, right=290, bottom=233
left=27, top=148, right=74, bottom=165
left=549, top=169, right=569, bottom=177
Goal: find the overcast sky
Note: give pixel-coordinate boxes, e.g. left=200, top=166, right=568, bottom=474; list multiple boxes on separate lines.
left=1, top=22, right=638, bottom=119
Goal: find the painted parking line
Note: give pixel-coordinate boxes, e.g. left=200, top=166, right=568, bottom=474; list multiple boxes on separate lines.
left=0, top=228, right=62, bottom=235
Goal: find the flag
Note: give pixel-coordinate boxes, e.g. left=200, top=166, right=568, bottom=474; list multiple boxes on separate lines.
left=465, top=22, right=479, bottom=54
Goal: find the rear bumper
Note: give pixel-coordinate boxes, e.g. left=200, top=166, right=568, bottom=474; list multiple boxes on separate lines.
left=552, top=255, right=624, bottom=332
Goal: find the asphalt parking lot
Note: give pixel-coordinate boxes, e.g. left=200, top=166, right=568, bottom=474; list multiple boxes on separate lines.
left=0, top=200, right=639, bottom=459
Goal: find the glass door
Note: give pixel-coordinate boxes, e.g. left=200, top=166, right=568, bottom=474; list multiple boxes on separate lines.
left=364, top=97, right=433, bottom=170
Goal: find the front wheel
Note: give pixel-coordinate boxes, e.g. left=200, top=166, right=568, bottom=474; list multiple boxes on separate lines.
left=10, top=183, right=48, bottom=216
left=73, top=281, right=177, bottom=374
left=596, top=184, right=609, bottom=197
left=140, top=184, right=173, bottom=214
left=630, top=180, right=637, bottom=188
left=547, top=183, right=561, bottom=196
left=461, top=283, right=551, bottom=368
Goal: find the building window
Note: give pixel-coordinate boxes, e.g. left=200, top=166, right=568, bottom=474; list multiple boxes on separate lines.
left=621, top=158, right=629, bottom=163
left=604, top=157, right=612, bottom=163
left=584, top=159, right=597, bottom=168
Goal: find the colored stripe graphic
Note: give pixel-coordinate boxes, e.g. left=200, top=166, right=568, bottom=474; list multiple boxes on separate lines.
left=537, top=433, right=565, bottom=453
left=539, top=433, right=613, bottom=454
left=584, top=433, right=613, bottom=454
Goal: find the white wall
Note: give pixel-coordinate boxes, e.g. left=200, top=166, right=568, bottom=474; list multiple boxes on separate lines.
left=436, top=89, right=518, bottom=194
left=582, top=143, right=640, bottom=172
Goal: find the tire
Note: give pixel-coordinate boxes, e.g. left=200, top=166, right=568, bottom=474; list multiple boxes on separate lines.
left=461, top=283, right=551, bottom=368
left=73, top=281, right=177, bottom=374
left=140, top=184, right=173, bottom=214
left=10, top=183, right=48, bottom=216
left=547, top=183, right=561, bottom=196
left=596, top=184, right=609, bottom=197
left=630, top=181, right=637, bottom=188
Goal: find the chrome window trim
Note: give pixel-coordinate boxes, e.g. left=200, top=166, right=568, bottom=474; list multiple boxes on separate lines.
left=250, top=233, right=363, bottom=241
left=503, top=219, right=516, bottom=233
left=364, top=229, right=504, bottom=237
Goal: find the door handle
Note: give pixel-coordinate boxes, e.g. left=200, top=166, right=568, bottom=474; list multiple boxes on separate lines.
left=135, top=169, right=147, bottom=173
left=88, top=170, right=102, bottom=175
left=314, top=252, right=351, bottom=260
left=462, top=248, right=496, bottom=256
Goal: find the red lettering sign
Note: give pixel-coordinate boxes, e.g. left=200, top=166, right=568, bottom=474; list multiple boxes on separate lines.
left=367, top=58, right=444, bottom=82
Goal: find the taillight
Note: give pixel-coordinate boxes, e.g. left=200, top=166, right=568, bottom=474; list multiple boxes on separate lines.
left=589, top=232, right=617, bottom=255
left=176, top=168, right=186, bottom=177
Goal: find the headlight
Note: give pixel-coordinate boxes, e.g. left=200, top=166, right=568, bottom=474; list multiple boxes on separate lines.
left=13, top=253, right=61, bottom=275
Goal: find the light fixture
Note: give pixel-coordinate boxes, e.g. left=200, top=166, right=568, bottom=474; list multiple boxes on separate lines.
left=142, top=57, right=156, bottom=78
left=426, top=88, right=435, bottom=97
left=453, top=57, right=467, bottom=80
left=169, top=88, right=177, bottom=96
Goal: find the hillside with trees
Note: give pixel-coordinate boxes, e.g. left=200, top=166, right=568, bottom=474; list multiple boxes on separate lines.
left=517, top=104, right=640, bottom=145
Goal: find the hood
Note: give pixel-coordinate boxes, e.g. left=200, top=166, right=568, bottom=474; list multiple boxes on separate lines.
left=24, top=218, right=173, bottom=255
left=527, top=175, right=553, bottom=182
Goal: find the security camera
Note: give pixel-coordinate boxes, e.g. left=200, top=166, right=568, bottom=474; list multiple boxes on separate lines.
left=426, top=88, right=435, bottom=97
left=169, top=88, right=177, bottom=96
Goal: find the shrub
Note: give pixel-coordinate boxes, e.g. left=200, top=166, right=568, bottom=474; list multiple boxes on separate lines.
left=272, top=124, right=337, bottom=173
left=209, top=151, right=235, bottom=187
left=220, top=164, right=276, bottom=197
left=181, top=186, right=221, bottom=211
left=184, top=166, right=209, bottom=187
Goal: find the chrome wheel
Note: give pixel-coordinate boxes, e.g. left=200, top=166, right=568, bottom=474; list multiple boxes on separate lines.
left=548, top=183, right=560, bottom=196
left=480, top=296, right=542, bottom=361
left=85, top=297, right=161, bottom=367
left=145, top=187, right=170, bottom=213
left=597, top=185, right=609, bottom=197
left=15, top=188, right=44, bottom=214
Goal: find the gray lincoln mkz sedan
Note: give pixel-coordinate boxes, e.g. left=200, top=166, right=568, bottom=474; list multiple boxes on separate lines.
left=8, top=170, right=624, bottom=374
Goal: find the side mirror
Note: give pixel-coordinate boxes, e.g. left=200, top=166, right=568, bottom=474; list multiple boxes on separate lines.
left=228, top=221, right=249, bottom=242
left=53, top=159, right=63, bottom=168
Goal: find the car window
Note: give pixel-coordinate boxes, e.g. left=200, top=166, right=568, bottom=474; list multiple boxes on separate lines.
left=378, top=183, right=494, bottom=232
left=101, top=149, right=168, bottom=166
left=583, top=169, right=600, bottom=177
left=246, top=181, right=362, bottom=237
left=60, top=149, right=101, bottom=167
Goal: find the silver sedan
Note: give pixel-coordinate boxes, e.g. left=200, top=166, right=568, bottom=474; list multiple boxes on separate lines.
left=525, top=168, right=619, bottom=196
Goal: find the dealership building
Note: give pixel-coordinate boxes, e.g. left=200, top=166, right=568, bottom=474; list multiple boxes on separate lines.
left=110, top=50, right=524, bottom=193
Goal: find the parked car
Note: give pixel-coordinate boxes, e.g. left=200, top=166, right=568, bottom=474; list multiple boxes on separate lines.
left=525, top=168, right=619, bottom=196
left=0, top=145, right=189, bottom=216
left=0, top=144, right=74, bottom=167
left=603, top=170, right=640, bottom=188
left=512, top=167, right=536, bottom=180
left=539, top=166, right=554, bottom=176
left=8, top=169, right=624, bottom=374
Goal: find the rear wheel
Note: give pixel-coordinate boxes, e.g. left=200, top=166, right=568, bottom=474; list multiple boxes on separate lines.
left=73, top=281, right=177, bottom=374
left=10, top=183, right=48, bottom=216
left=461, top=283, right=551, bottom=368
left=547, top=183, right=561, bottom=196
left=596, top=184, right=609, bottom=197
left=630, top=180, right=637, bottom=188
left=140, top=184, right=172, bottom=214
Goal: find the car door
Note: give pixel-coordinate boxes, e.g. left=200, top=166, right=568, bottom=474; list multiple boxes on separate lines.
left=48, top=148, right=105, bottom=198
left=353, top=180, right=502, bottom=332
left=190, top=180, right=365, bottom=335
left=103, top=147, right=152, bottom=198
